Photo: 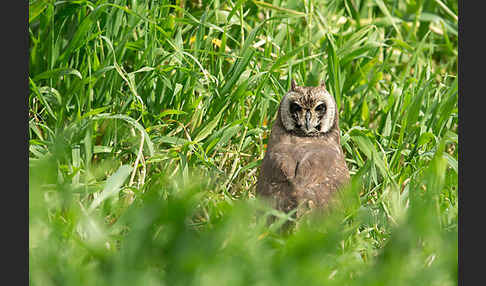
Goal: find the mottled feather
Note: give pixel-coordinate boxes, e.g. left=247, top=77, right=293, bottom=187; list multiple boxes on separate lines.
left=256, top=82, right=350, bottom=225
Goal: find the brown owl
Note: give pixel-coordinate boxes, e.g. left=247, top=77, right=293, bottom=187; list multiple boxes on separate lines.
left=256, top=79, right=350, bottom=226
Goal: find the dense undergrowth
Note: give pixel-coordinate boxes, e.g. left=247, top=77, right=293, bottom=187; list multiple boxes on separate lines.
left=29, top=0, right=458, bottom=285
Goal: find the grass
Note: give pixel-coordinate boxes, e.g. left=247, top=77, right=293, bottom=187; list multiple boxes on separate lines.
left=29, top=0, right=458, bottom=285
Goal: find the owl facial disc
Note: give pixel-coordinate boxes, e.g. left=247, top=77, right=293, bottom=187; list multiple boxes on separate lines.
left=280, top=84, right=336, bottom=136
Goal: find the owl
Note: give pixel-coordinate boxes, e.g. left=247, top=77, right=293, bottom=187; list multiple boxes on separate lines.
left=256, top=79, right=350, bottom=226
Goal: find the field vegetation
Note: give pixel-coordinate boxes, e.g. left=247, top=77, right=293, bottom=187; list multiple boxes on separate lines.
left=29, top=0, right=458, bottom=285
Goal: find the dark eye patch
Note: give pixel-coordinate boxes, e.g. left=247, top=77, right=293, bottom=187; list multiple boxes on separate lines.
left=315, top=103, right=326, bottom=112
left=290, top=102, right=302, bottom=113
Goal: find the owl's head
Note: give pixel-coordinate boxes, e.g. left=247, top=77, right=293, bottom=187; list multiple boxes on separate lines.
left=279, top=80, right=337, bottom=136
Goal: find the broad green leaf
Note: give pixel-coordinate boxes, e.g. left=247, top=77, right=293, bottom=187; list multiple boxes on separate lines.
left=29, top=77, right=57, bottom=120
left=443, top=153, right=458, bottom=174
left=157, top=136, right=191, bottom=146
left=206, top=124, right=242, bottom=154
left=417, top=132, right=436, bottom=148
left=270, top=44, right=307, bottom=72
left=435, top=78, right=458, bottom=133
left=361, top=99, right=369, bottom=123
left=406, top=88, right=425, bottom=131
left=220, top=18, right=277, bottom=96
left=227, top=0, right=247, bottom=22
left=349, top=128, right=389, bottom=180
left=374, top=0, right=403, bottom=40
left=58, top=4, right=109, bottom=63
left=81, top=107, right=110, bottom=119
left=92, top=114, right=154, bottom=156
left=93, top=146, right=113, bottom=154
left=29, top=0, right=49, bottom=23
left=327, top=35, right=342, bottom=110
left=34, top=68, right=82, bottom=81
left=194, top=106, right=227, bottom=142
left=88, top=165, right=133, bottom=212
left=158, top=109, right=187, bottom=118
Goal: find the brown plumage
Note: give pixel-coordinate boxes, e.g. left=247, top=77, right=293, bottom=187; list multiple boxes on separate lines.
left=256, top=80, right=350, bottom=225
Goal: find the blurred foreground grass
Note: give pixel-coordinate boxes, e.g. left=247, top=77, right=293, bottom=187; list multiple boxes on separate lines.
left=29, top=0, right=457, bottom=285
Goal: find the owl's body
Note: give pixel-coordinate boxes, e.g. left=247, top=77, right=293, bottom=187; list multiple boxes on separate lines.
left=256, top=81, right=349, bottom=220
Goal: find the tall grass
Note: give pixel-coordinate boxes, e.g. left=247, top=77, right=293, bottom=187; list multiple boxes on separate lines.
left=29, top=0, right=458, bottom=285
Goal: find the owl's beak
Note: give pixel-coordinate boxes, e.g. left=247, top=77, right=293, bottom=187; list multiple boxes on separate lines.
left=305, top=110, right=311, bottom=131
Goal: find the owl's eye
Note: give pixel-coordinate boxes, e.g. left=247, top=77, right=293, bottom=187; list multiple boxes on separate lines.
left=315, top=103, right=326, bottom=112
left=290, top=102, right=301, bottom=113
